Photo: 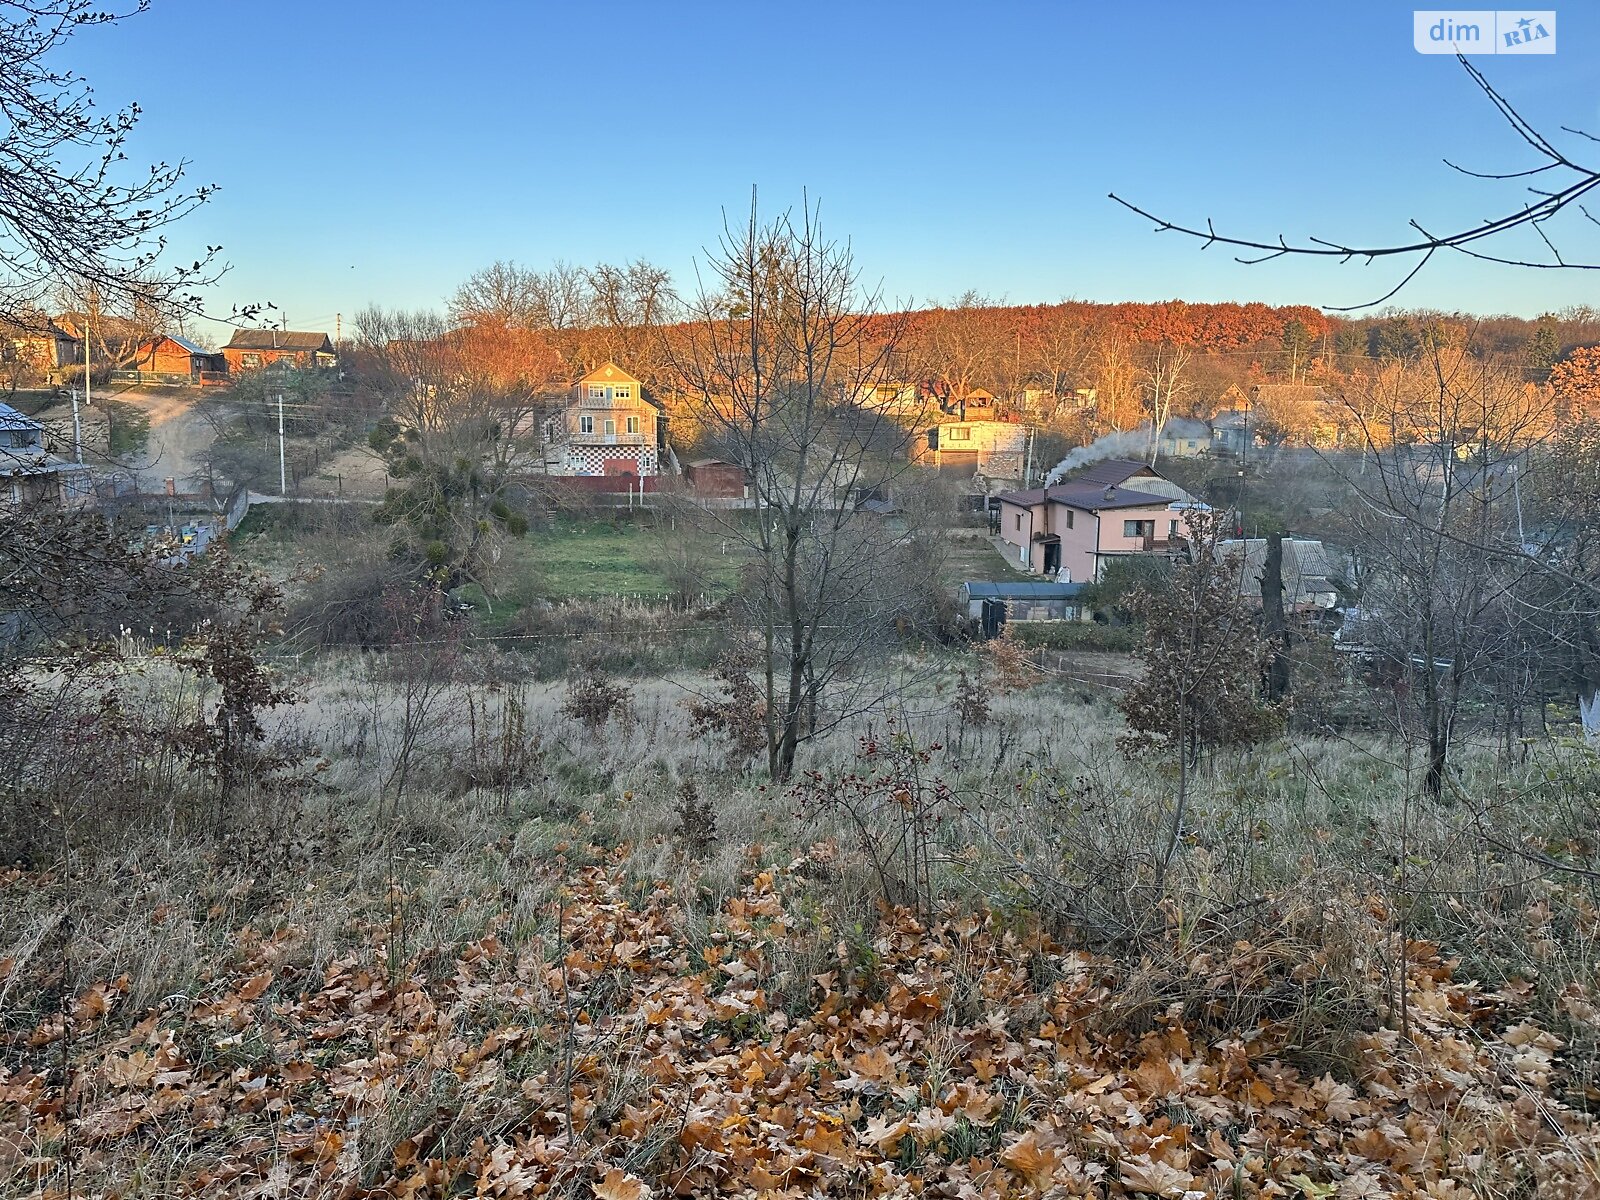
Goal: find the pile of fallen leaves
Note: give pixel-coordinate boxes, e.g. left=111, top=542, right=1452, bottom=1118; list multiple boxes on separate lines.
left=3, top=849, right=1598, bottom=1198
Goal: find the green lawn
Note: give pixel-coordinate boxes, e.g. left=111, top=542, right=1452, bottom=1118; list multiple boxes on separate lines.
left=940, top=532, right=1030, bottom=588
left=510, top=516, right=721, bottom=600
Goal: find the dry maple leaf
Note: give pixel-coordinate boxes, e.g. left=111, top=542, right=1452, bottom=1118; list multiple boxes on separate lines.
left=1118, top=1154, right=1194, bottom=1198
left=594, top=1166, right=651, bottom=1200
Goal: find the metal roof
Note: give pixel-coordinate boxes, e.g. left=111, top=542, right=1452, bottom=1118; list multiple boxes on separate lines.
left=0, top=401, right=43, bottom=431
left=962, top=580, right=1086, bottom=599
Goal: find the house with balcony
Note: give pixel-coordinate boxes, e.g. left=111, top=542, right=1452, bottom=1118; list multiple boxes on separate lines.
left=542, top=362, right=662, bottom=478
left=995, top=468, right=1198, bottom=581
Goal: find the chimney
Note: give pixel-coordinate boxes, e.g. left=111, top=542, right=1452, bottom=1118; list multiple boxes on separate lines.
left=164, top=477, right=176, bottom=496
left=1103, top=485, right=1116, bottom=502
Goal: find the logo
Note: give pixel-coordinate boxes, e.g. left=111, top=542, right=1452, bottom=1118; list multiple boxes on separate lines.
left=1413, top=10, right=1555, bottom=53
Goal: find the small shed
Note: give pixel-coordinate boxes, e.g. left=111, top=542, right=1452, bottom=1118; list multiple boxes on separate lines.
left=684, top=458, right=747, bottom=500
left=961, top=580, right=1087, bottom=628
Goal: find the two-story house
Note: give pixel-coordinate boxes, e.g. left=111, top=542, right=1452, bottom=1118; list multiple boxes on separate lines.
left=918, top=420, right=1027, bottom=483
left=995, top=481, right=1189, bottom=581
left=542, top=362, right=662, bottom=478
left=0, top=402, right=94, bottom=511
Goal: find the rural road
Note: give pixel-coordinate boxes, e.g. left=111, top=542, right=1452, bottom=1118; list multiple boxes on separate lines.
left=110, top=387, right=222, bottom=493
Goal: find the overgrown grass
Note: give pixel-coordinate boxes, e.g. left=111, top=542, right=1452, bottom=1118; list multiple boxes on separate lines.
left=7, top=648, right=1600, bottom=1196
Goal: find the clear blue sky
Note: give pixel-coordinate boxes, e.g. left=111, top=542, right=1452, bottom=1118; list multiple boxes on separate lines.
left=64, top=1, right=1600, bottom=337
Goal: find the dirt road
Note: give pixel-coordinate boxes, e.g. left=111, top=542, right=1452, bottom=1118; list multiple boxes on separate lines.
left=105, top=386, right=222, bottom=492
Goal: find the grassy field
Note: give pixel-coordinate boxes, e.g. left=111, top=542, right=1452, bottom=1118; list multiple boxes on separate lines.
left=939, top=529, right=1030, bottom=587
left=7, top=651, right=1600, bottom=1198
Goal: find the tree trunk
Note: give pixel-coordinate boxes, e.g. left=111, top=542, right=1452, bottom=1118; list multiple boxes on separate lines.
left=1261, top=532, right=1290, bottom=701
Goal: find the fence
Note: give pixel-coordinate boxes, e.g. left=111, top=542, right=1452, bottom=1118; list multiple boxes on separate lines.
left=107, top=369, right=226, bottom=388
left=224, top=488, right=252, bottom=532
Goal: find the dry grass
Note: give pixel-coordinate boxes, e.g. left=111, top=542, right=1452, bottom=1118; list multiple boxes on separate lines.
left=4, top=646, right=1599, bottom=1195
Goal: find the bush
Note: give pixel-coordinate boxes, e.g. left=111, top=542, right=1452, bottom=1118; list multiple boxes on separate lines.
left=1008, top=622, right=1140, bottom=652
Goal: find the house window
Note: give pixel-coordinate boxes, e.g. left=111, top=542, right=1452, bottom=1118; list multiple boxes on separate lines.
left=614, top=386, right=631, bottom=399
left=1124, top=519, right=1152, bottom=538
left=604, top=419, right=616, bottom=436
left=1169, top=519, right=1179, bottom=536
left=1014, top=513, right=1022, bottom=531
left=946, top=425, right=971, bottom=442
left=241, top=353, right=261, bottom=369
left=588, top=385, right=606, bottom=399
left=579, top=414, right=594, bottom=434
left=1064, top=509, right=1074, bottom=529
left=626, top=415, right=640, bottom=434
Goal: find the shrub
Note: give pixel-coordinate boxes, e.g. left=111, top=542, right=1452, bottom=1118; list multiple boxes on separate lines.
left=561, top=662, right=634, bottom=731
left=1008, top=622, right=1140, bottom=652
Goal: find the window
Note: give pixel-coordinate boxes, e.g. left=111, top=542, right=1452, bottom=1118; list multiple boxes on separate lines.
left=1124, top=519, right=1152, bottom=538
left=604, top=419, right=616, bottom=436
left=588, top=385, right=606, bottom=399
left=614, top=385, right=631, bottom=399
left=946, top=425, right=971, bottom=442
left=1169, top=519, right=1179, bottom=536
left=626, top=415, right=639, bottom=434
left=1015, top=513, right=1023, bottom=531
left=579, top=414, right=594, bottom=434
left=1064, top=508, right=1074, bottom=529
left=241, top=352, right=261, bottom=369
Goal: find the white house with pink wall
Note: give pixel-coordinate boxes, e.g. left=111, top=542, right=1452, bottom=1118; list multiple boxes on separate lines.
left=994, top=459, right=1203, bottom=583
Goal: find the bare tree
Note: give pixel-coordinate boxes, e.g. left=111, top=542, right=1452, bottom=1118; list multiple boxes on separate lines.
left=449, top=260, right=593, bottom=331
left=908, top=292, right=999, bottom=418
left=1333, top=349, right=1553, bottom=794
left=1112, top=56, right=1600, bottom=309
left=1, top=2, right=225, bottom=328
left=670, top=196, right=921, bottom=781
left=1141, top=339, right=1192, bottom=464
left=581, top=259, right=678, bottom=383
left=352, top=308, right=563, bottom=592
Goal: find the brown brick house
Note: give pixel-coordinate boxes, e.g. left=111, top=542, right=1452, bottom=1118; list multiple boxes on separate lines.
left=222, top=330, right=337, bottom=372
left=131, top=334, right=226, bottom=380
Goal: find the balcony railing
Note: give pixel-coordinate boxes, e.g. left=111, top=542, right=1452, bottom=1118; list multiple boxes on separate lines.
left=569, top=431, right=647, bottom=446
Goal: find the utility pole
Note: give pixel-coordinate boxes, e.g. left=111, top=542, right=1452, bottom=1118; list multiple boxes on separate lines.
left=82, top=316, right=91, bottom=434
left=69, top=388, right=83, bottom=463
left=277, top=392, right=287, bottom=496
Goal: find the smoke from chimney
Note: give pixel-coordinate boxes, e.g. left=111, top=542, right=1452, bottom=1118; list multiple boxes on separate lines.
left=1042, top=419, right=1210, bottom=485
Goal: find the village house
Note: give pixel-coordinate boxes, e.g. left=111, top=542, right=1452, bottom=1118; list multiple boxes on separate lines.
left=996, top=459, right=1198, bottom=581
left=222, top=330, right=337, bottom=372
left=1209, top=409, right=1251, bottom=456
left=130, top=334, right=227, bottom=383
left=1251, top=383, right=1341, bottom=448
left=0, top=402, right=94, bottom=511
left=851, top=379, right=925, bottom=417
left=541, top=362, right=663, bottom=479
left=1155, top=419, right=1211, bottom=459
left=919, top=419, right=1027, bottom=482
left=1220, top=537, right=1344, bottom=611
left=4, top=319, right=81, bottom=378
